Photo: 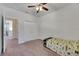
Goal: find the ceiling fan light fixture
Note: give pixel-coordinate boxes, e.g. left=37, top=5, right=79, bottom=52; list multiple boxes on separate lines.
left=28, top=3, right=48, bottom=13
left=36, top=6, right=39, bottom=11
left=39, top=6, right=43, bottom=11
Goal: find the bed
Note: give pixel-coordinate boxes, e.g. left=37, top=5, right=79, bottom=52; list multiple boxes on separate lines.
left=43, top=37, right=79, bottom=56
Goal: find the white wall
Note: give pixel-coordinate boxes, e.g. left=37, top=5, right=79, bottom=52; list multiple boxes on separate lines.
left=40, top=4, right=79, bottom=40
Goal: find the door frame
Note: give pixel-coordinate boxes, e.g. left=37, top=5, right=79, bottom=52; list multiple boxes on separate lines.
left=1, top=15, right=4, bottom=54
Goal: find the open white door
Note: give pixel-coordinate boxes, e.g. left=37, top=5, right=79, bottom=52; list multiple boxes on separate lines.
left=0, top=15, right=4, bottom=55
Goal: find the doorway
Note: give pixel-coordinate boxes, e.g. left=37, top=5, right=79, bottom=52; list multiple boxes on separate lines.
left=4, top=19, right=13, bottom=40
left=4, top=17, right=18, bottom=53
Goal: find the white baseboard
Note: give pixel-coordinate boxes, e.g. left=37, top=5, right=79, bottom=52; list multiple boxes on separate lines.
left=0, top=49, right=1, bottom=55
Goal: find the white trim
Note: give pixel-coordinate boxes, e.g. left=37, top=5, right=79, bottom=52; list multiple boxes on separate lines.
left=0, top=49, right=1, bottom=55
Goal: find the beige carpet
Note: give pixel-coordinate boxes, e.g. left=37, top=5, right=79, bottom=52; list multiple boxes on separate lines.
left=3, top=39, right=60, bottom=56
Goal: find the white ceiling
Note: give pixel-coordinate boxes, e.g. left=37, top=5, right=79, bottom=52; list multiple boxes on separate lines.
left=2, top=3, right=70, bottom=17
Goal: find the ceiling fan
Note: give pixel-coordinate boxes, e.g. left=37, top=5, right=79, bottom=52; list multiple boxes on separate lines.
left=27, top=3, right=48, bottom=13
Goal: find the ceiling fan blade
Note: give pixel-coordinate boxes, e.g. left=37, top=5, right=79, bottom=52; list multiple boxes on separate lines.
left=42, top=7, right=48, bottom=11
left=28, top=6, right=35, bottom=8
left=41, top=3, right=47, bottom=5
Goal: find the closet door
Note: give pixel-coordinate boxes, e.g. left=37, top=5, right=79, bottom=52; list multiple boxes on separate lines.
left=18, top=21, right=38, bottom=44
left=23, top=22, right=38, bottom=41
